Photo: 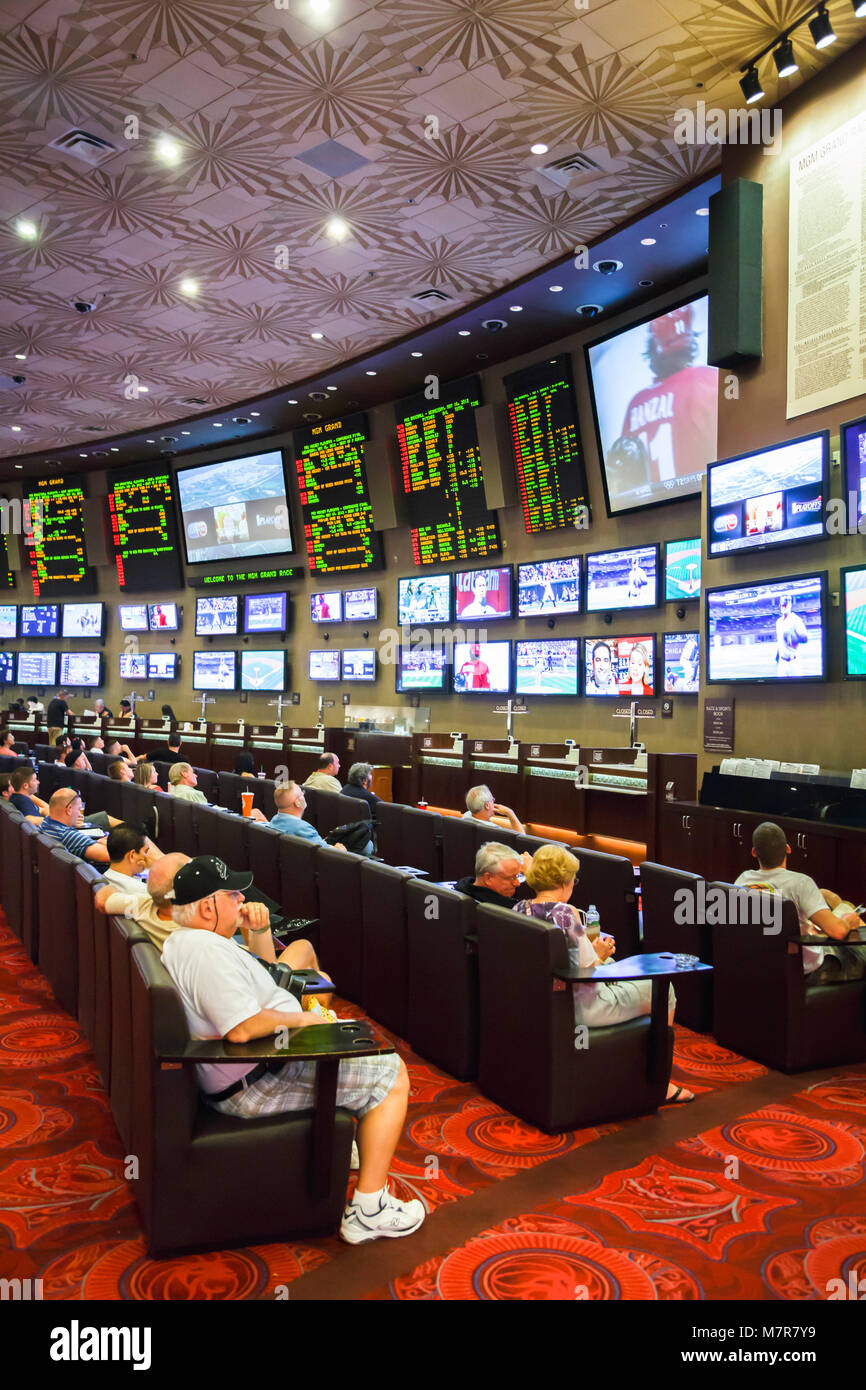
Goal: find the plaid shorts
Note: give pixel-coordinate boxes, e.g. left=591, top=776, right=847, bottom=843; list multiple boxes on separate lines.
left=208, top=1052, right=401, bottom=1121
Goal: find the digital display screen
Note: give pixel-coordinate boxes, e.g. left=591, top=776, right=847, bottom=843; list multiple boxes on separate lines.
left=310, top=591, right=342, bottom=624
left=586, top=295, right=719, bottom=516
left=397, top=574, right=451, bottom=626
left=195, top=595, right=239, bottom=636
left=119, top=604, right=149, bottom=632
left=243, top=591, right=287, bottom=634
left=842, top=566, right=866, bottom=679
left=61, top=602, right=104, bottom=639
left=396, top=647, right=448, bottom=692
left=0, top=651, right=14, bottom=683
left=59, top=652, right=102, bottom=687
left=0, top=537, right=14, bottom=590
left=176, top=450, right=293, bottom=565
left=663, top=632, right=700, bottom=693
left=504, top=354, right=591, bottom=533
left=293, top=413, right=382, bottom=573
left=664, top=538, right=701, bottom=601
left=452, top=641, right=510, bottom=694
left=20, top=604, right=58, bottom=637
left=25, top=475, right=96, bottom=596
left=454, top=566, right=512, bottom=621
left=106, top=466, right=183, bottom=590
left=148, top=653, right=178, bottom=681
left=585, top=545, right=658, bottom=612
left=240, top=649, right=287, bottom=691
left=148, top=603, right=179, bottom=631
left=396, top=375, right=501, bottom=565
left=583, top=635, right=656, bottom=698
left=344, top=588, right=377, bottom=621
left=192, top=650, right=237, bottom=690
left=515, top=639, right=579, bottom=697
left=342, top=648, right=376, bottom=682
left=707, top=433, right=828, bottom=557
left=706, top=573, right=827, bottom=684
left=17, top=651, right=57, bottom=686
left=309, top=650, right=340, bottom=681
left=842, top=414, right=866, bottom=532
left=517, top=557, right=581, bottom=618
left=120, top=654, right=147, bottom=680
left=0, top=604, right=17, bottom=639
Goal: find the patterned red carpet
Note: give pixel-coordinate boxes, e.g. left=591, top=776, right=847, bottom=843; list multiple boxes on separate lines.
left=9, top=912, right=857, bottom=1302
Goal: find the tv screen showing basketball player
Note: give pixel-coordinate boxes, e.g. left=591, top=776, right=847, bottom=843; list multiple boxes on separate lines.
left=585, top=296, right=719, bottom=516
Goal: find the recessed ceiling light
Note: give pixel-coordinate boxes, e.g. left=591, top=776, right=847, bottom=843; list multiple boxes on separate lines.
left=11, top=425, right=21, bottom=432
left=212, top=422, right=222, bottom=427
left=411, top=351, right=423, bottom=358
left=110, top=447, right=119, bottom=451
left=15, top=218, right=38, bottom=240
left=288, top=399, right=298, bottom=404
left=181, top=431, right=190, bottom=436
left=14, top=463, right=22, bottom=469
left=458, top=330, right=470, bottom=336
left=509, top=305, right=523, bottom=312
left=366, top=370, right=377, bottom=376
left=695, top=207, right=710, bottom=216
left=14, top=352, right=26, bottom=360
left=530, top=143, right=549, bottom=155
left=639, top=279, right=654, bottom=287
left=138, top=385, right=149, bottom=392
left=311, top=332, right=324, bottom=340
left=146, top=438, right=155, bottom=443
left=250, top=411, right=260, bottom=417
left=325, top=216, right=349, bottom=241
left=326, top=386, right=337, bottom=392
left=179, top=277, right=199, bottom=296
left=549, top=285, right=563, bottom=292
left=640, top=237, right=657, bottom=246
left=155, top=134, right=181, bottom=166
left=79, top=452, right=87, bottom=457
left=309, top=0, right=330, bottom=12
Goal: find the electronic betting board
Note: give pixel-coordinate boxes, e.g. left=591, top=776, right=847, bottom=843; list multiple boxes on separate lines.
left=395, top=375, right=501, bottom=565
left=107, top=465, right=183, bottom=590
left=25, top=475, right=96, bottom=597
left=293, top=413, right=383, bottom=574
left=0, top=536, right=14, bottom=589
left=504, top=354, right=591, bottom=533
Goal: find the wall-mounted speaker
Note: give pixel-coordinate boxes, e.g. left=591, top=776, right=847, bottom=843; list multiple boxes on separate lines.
left=708, top=178, right=763, bottom=367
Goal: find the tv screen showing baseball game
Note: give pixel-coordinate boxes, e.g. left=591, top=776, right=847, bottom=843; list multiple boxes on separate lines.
left=453, top=566, right=512, bottom=622
left=585, top=295, right=719, bottom=516
left=239, top=649, right=287, bottom=691
left=59, top=652, right=103, bottom=687
left=344, top=588, right=377, bottom=621
left=192, top=651, right=237, bottom=691
left=705, top=573, right=827, bottom=684
left=61, top=602, right=104, bottom=639
left=119, top=654, right=147, bottom=681
left=341, top=649, right=377, bottom=682
left=516, top=556, right=581, bottom=618
left=195, top=595, right=239, bottom=636
left=0, top=604, right=16, bottom=639
left=707, top=432, right=828, bottom=557
left=585, top=545, right=658, bottom=612
left=309, top=650, right=340, bottom=681
left=452, top=641, right=510, bottom=694
left=397, top=574, right=451, bottom=626
left=175, top=450, right=293, bottom=565
left=664, top=538, right=701, bottom=601
left=148, top=603, right=179, bottom=631
left=148, top=653, right=179, bottom=681
left=243, top=592, right=287, bottom=634
left=583, top=635, right=656, bottom=698
left=119, top=603, right=149, bottom=632
left=515, top=639, right=579, bottom=697
left=842, top=566, right=866, bottom=679
left=663, top=631, right=700, bottom=693
left=310, top=591, right=343, bottom=624
left=395, top=647, right=448, bottom=692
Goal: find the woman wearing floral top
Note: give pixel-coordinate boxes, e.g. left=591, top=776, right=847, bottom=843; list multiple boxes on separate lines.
left=513, top=844, right=693, bottom=1103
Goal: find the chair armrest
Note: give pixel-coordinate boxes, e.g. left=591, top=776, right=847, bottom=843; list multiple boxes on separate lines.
left=159, top=1021, right=394, bottom=1064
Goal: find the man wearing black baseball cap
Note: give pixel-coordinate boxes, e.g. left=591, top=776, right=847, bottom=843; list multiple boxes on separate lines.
left=161, top=856, right=424, bottom=1244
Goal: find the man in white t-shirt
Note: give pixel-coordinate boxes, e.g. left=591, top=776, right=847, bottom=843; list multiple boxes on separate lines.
left=463, top=784, right=524, bottom=834
left=160, top=856, right=425, bottom=1245
left=735, top=822, right=866, bottom=984
left=103, top=824, right=164, bottom=898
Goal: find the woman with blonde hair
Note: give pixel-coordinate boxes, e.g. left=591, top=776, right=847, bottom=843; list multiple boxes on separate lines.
left=513, top=844, right=693, bottom=1103
left=134, top=761, right=159, bottom=789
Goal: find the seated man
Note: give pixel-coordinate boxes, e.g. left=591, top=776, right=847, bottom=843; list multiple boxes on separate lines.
left=735, top=821, right=866, bottom=984
left=104, top=737, right=136, bottom=766
left=102, top=824, right=164, bottom=897
left=303, top=752, right=342, bottom=795
left=107, top=757, right=134, bottom=783
left=168, top=762, right=208, bottom=804
left=343, top=762, right=381, bottom=817
left=463, top=784, right=524, bottom=834
left=161, top=855, right=424, bottom=1244
left=0, top=773, right=13, bottom=803
left=144, top=730, right=184, bottom=766
left=455, top=841, right=532, bottom=907
left=40, top=789, right=112, bottom=865
left=10, top=765, right=49, bottom=821
left=270, top=782, right=346, bottom=850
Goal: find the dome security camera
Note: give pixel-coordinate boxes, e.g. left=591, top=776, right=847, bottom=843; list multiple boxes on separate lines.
left=676, top=605, right=686, bottom=621
left=576, top=305, right=602, bottom=319
left=72, top=300, right=95, bottom=313
left=603, top=613, right=613, bottom=626
left=481, top=318, right=508, bottom=332
left=303, top=412, right=322, bottom=423
left=309, top=390, right=329, bottom=402
left=593, top=259, right=623, bottom=276
left=11, top=373, right=25, bottom=384
left=546, top=617, right=556, bottom=630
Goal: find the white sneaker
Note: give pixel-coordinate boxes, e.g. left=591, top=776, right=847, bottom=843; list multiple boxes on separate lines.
left=350, top=1140, right=360, bottom=1170
left=340, top=1188, right=426, bottom=1244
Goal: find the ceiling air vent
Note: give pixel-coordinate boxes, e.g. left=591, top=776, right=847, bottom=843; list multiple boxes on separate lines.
left=180, top=396, right=209, bottom=406
left=545, top=151, right=601, bottom=174
left=411, top=288, right=451, bottom=304
left=48, top=129, right=118, bottom=167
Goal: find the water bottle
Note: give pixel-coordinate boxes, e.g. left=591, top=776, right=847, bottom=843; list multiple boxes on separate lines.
left=585, top=904, right=601, bottom=940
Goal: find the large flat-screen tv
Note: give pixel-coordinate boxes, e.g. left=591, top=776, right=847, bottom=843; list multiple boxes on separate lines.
left=61, top=601, right=104, bottom=639
left=585, top=295, right=719, bottom=516
left=583, top=635, right=657, bottom=697
left=243, top=591, right=287, bottom=634
left=148, top=653, right=179, bottom=681
left=397, top=574, right=451, bottom=626
left=119, top=603, right=149, bottom=633
left=148, top=602, right=179, bottom=631
left=20, top=604, right=58, bottom=638
left=395, top=646, right=448, bottom=692
left=705, top=572, right=827, bottom=684
left=175, top=450, right=293, bottom=565
left=195, top=595, right=238, bottom=636
left=842, top=565, right=866, bottom=679
left=239, top=649, right=287, bottom=692
left=515, top=639, right=579, bottom=696
left=309, top=650, right=340, bottom=681
left=454, top=565, right=512, bottom=622
left=341, top=649, right=377, bottom=682
left=0, top=603, right=17, bottom=639
left=59, top=652, right=103, bottom=687
left=663, top=631, right=700, bottom=693
left=664, top=538, right=701, bottom=601
left=120, top=654, right=147, bottom=681
left=310, top=591, right=342, bottom=624
left=707, top=431, right=829, bottom=557
left=344, top=587, right=377, bottom=622
left=192, top=650, right=237, bottom=691
left=517, top=556, right=581, bottom=618
left=585, top=544, right=658, bottom=612
left=16, top=651, right=57, bottom=686
left=0, top=651, right=14, bottom=683
left=841, top=413, right=866, bottom=533
left=452, top=641, right=510, bottom=694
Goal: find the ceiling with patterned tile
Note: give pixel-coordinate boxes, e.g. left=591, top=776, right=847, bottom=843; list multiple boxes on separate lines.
left=0, top=0, right=860, bottom=458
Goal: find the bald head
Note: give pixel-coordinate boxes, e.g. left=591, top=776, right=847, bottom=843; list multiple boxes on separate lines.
left=147, top=853, right=190, bottom=907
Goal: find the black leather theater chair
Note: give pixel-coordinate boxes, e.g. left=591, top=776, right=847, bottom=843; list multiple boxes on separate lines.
left=215, top=807, right=251, bottom=870
left=360, top=861, right=414, bottom=1038
left=316, top=845, right=365, bottom=1003
left=568, top=845, right=641, bottom=960
left=192, top=766, right=219, bottom=803
left=19, top=821, right=40, bottom=961
left=315, top=790, right=371, bottom=839
left=0, top=804, right=24, bottom=938
left=190, top=803, right=221, bottom=858
left=392, top=805, right=443, bottom=879
left=301, top=786, right=322, bottom=829
left=216, top=771, right=249, bottom=813
left=278, top=835, right=320, bottom=924
left=374, top=800, right=405, bottom=869
left=710, top=882, right=866, bottom=1070
left=165, top=795, right=195, bottom=856
left=37, top=844, right=81, bottom=1016
left=641, top=862, right=713, bottom=1032
left=406, top=879, right=479, bottom=1080
left=248, top=822, right=284, bottom=905
left=128, top=938, right=374, bottom=1255
left=440, top=814, right=482, bottom=883
left=75, top=860, right=107, bottom=1058
left=475, top=903, right=672, bottom=1132
left=110, top=915, right=153, bottom=1151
